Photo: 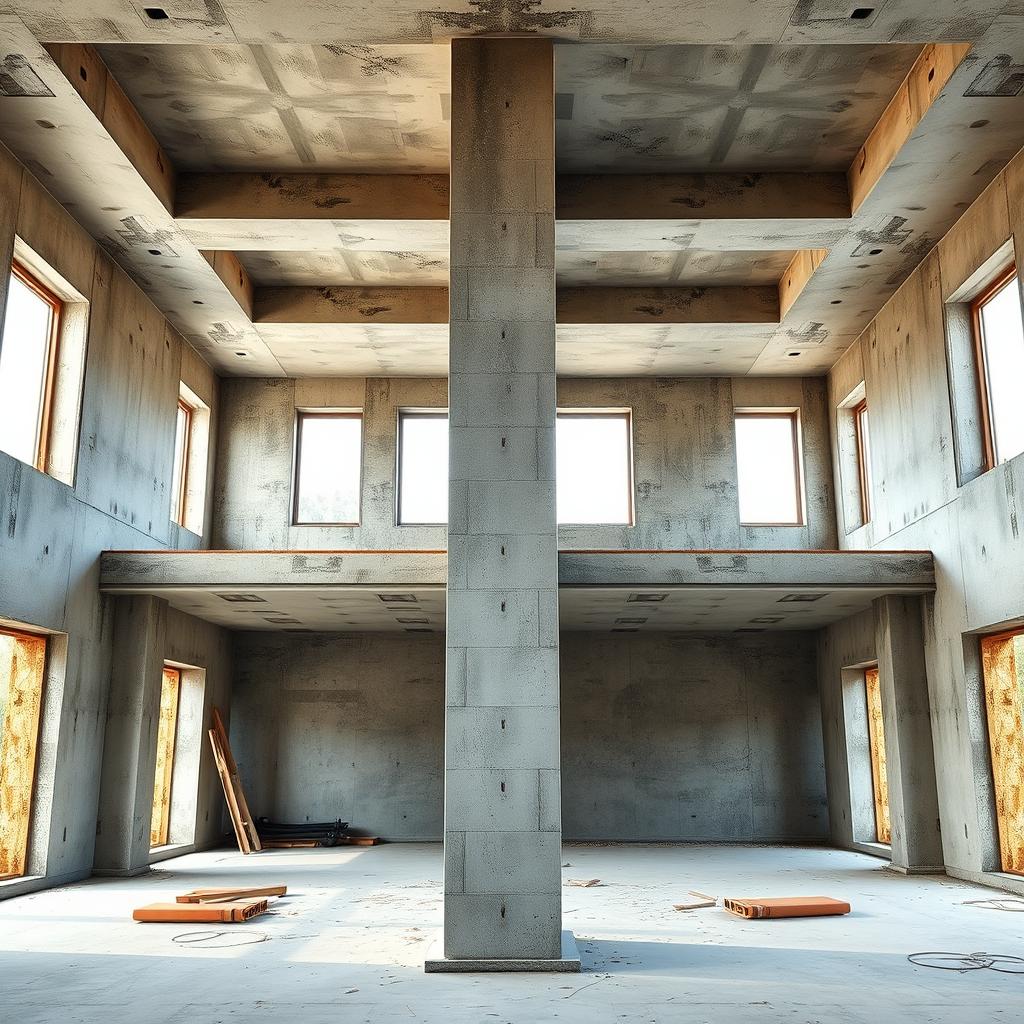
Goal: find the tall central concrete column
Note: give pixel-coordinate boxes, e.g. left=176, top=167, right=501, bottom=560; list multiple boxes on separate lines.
left=429, top=37, right=575, bottom=971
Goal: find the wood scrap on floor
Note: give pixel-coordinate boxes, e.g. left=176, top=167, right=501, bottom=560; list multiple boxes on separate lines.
left=134, top=898, right=269, bottom=923
left=209, top=707, right=262, bottom=854
left=723, top=896, right=851, bottom=919
left=177, top=885, right=287, bottom=903
left=565, top=878, right=602, bottom=887
left=674, top=890, right=717, bottom=910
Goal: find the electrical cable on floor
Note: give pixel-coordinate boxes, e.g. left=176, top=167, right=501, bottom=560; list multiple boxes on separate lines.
left=907, top=951, right=1024, bottom=974
left=962, top=898, right=1024, bottom=911
left=172, top=929, right=270, bottom=948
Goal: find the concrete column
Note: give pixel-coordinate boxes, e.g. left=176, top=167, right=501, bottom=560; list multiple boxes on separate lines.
left=873, top=595, right=944, bottom=872
left=436, top=37, right=570, bottom=969
left=93, top=595, right=167, bottom=875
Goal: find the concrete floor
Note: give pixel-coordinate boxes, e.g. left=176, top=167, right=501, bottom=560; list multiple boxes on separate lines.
left=1, top=843, right=1022, bottom=1023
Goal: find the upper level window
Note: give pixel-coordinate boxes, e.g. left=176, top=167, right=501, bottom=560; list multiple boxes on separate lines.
left=170, top=398, right=192, bottom=527
left=556, top=411, right=633, bottom=525
left=734, top=410, right=804, bottom=526
left=853, top=398, right=873, bottom=524
left=0, top=262, right=61, bottom=470
left=972, top=264, right=1024, bottom=468
left=398, top=411, right=448, bottom=525
left=293, top=411, right=362, bottom=525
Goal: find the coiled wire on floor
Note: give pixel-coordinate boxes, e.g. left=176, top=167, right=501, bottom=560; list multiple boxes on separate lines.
left=907, top=951, right=1024, bottom=974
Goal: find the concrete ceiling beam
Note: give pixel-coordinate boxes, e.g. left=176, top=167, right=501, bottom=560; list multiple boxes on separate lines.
left=557, top=173, right=851, bottom=222
left=250, top=284, right=781, bottom=326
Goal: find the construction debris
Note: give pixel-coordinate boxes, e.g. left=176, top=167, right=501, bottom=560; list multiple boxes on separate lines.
left=565, top=878, right=602, bottom=887
left=723, top=896, right=851, bottom=919
left=134, top=898, right=269, bottom=923
left=177, top=885, right=287, bottom=903
left=674, top=890, right=717, bottom=911
left=208, top=707, right=261, bottom=854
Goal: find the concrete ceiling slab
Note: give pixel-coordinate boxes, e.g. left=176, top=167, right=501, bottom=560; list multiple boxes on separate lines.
left=9, top=1, right=1007, bottom=45
left=97, top=43, right=451, bottom=173
left=554, top=44, right=922, bottom=173
left=555, top=250, right=796, bottom=287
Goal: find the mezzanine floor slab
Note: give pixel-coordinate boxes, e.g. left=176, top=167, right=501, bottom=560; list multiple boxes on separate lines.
left=1, top=843, right=1021, bottom=1023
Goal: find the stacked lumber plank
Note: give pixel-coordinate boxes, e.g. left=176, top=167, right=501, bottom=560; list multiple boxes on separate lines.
left=208, top=706, right=261, bottom=854
left=134, top=884, right=288, bottom=923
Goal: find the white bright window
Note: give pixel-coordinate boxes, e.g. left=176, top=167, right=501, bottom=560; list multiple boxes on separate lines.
left=973, top=266, right=1024, bottom=467
left=398, top=411, right=448, bottom=525
left=556, top=411, right=633, bottom=525
left=734, top=411, right=804, bottom=526
left=293, top=412, right=362, bottom=525
left=0, top=263, right=60, bottom=469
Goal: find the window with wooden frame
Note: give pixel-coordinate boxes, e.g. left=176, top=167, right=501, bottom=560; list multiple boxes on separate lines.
left=150, top=665, right=181, bottom=849
left=980, top=628, right=1024, bottom=876
left=733, top=410, right=804, bottom=526
left=864, top=665, right=891, bottom=845
left=556, top=410, right=634, bottom=525
left=853, top=398, right=874, bottom=524
left=0, top=626, right=47, bottom=880
left=170, top=397, right=192, bottom=527
left=0, top=261, right=62, bottom=471
left=971, top=264, right=1024, bottom=470
left=293, top=411, right=363, bottom=525
left=397, top=410, right=448, bottom=526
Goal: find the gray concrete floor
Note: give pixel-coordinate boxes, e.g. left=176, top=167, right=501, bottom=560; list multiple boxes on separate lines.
left=1, top=843, right=1022, bottom=1022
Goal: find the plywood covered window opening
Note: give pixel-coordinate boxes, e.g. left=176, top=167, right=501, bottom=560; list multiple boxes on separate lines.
left=0, top=627, right=47, bottom=880
left=150, top=665, right=181, bottom=849
left=980, top=628, right=1024, bottom=876
left=863, top=666, right=891, bottom=845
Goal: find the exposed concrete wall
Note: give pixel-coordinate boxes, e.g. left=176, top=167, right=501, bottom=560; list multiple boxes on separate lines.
left=230, top=630, right=826, bottom=844
left=0, top=142, right=225, bottom=898
left=560, top=632, right=828, bottom=842
left=213, top=375, right=835, bottom=552
left=823, top=146, right=1024, bottom=887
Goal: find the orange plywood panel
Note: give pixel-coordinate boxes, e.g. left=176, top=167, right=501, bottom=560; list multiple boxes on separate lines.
left=865, top=666, right=892, bottom=845
left=723, top=896, right=851, bottom=919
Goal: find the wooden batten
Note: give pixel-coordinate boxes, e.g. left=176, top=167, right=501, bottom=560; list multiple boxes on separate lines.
left=848, top=43, right=973, bottom=215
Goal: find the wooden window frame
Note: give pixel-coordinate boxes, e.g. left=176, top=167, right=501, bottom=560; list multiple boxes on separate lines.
left=970, top=262, right=1019, bottom=472
left=555, top=409, right=635, bottom=527
left=733, top=409, right=805, bottom=527
left=171, top=398, right=193, bottom=527
left=6, top=261, right=62, bottom=472
left=396, top=409, right=448, bottom=527
left=0, top=625, right=47, bottom=881
left=852, top=398, right=872, bottom=525
left=292, top=410, right=363, bottom=527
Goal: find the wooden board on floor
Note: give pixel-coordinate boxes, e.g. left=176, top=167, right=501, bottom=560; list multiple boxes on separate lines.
left=177, top=885, right=287, bottom=902
left=133, top=898, right=268, bottom=923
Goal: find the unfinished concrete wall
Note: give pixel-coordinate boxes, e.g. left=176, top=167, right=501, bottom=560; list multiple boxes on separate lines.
left=230, top=630, right=826, bottom=844
left=560, top=632, right=828, bottom=841
left=0, top=142, right=224, bottom=898
left=230, top=632, right=446, bottom=839
left=214, top=375, right=836, bottom=552
left=823, top=145, right=1024, bottom=889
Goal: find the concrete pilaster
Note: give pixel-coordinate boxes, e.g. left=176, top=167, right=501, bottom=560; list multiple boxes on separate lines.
left=93, top=595, right=167, bottom=875
left=442, top=37, right=563, bottom=963
left=873, top=595, right=944, bottom=872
